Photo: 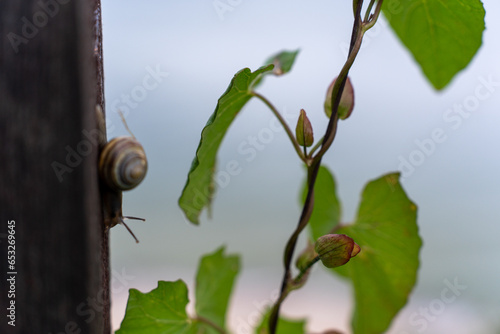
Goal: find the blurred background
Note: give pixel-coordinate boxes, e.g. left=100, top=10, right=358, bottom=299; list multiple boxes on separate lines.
left=101, top=1, right=500, bottom=333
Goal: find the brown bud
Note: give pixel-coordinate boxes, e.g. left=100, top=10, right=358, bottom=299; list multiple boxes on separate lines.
left=351, top=243, right=361, bottom=257
left=295, top=109, right=314, bottom=147
left=314, top=234, right=361, bottom=268
left=324, top=76, right=355, bottom=120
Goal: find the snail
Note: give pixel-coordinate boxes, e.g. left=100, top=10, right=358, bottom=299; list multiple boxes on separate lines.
left=96, top=106, right=148, bottom=243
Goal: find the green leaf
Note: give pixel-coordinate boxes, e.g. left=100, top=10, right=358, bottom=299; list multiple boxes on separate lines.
left=383, top=0, right=485, bottom=89
left=252, top=49, right=300, bottom=89
left=195, top=247, right=240, bottom=330
left=264, top=49, right=300, bottom=76
left=301, top=165, right=341, bottom=241
left=255, top=309, right=306, bottom=334
left=179, top=65, right=274, bottom=224
left=116, top=280, right=200, bottom=334
left=117, top=247, right=241, bottom=334
left=333, top=173, right=422, bottom=334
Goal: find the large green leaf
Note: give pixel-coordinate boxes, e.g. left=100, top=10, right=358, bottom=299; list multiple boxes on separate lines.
left=179, top=50, right=300, bottom=224
left=301, top=165, right=341, bottom=241
left=179, top=65, right=274, bottom=224
left=255, top=309, right=306, bottom=334
left=302, top=170, right=421, bottom=334
left=116, top=280, right=203, bottom=334
left=195, top=247, right=240, bottom=330
left=333, top=173, right=422, bottom=334
left=383, top=0, right=485, bottom=90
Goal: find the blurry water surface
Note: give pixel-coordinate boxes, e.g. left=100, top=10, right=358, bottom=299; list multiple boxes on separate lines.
left=101, top=1, right=500, bottom=333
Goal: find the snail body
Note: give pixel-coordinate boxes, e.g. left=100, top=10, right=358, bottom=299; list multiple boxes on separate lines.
left=96, top=106, right=147, bottom=242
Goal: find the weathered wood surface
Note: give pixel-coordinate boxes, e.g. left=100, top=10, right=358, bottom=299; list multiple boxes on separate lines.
left=0, top=0, right=109, bottom=332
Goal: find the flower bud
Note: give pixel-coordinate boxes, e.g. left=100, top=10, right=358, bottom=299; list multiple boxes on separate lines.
left=314, top=234, right=360, bottom=268
left=324, top=76, right=355, bottom=120
left=295, top=109, right=314, bottom=147
left=351, top=243, right=361, bottom=257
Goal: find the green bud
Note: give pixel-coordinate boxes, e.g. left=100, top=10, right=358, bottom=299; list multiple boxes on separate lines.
left=295, top=109, right=314, bottom=147
left=324, top=76, right=355, bottom=120
left=314, top=234, right=360, bottom=268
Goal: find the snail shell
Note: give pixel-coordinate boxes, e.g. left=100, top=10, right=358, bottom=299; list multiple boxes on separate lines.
left=99, top=136, right=148, bottom=191
left=95, top=106, right=147, bottom=243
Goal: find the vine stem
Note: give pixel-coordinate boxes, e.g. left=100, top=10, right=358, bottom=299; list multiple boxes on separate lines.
left=251, top=91, right=307, bottom=163
left=294, top=255, right=321, bottom=284
left=267, top=1, right=387, bottom=333
left=364, top=0, right=377, bottom=22
left=313, top=9, right=365, bottom=162
left=195, top=316, right=228, bottom=334
left=307, top=136, right=324, bottom=160
left=363, top=0, right=384, bottom=31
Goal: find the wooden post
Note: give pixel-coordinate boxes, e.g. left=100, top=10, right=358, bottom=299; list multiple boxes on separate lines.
left=0, top=0, right=109, bottom=332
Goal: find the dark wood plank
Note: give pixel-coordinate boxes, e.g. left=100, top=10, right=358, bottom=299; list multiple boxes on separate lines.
left=0, top=0, right=108, bottom=332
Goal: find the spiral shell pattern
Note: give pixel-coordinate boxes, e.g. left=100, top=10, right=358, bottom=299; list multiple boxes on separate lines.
left=99, top=136, right=148, bottom=191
